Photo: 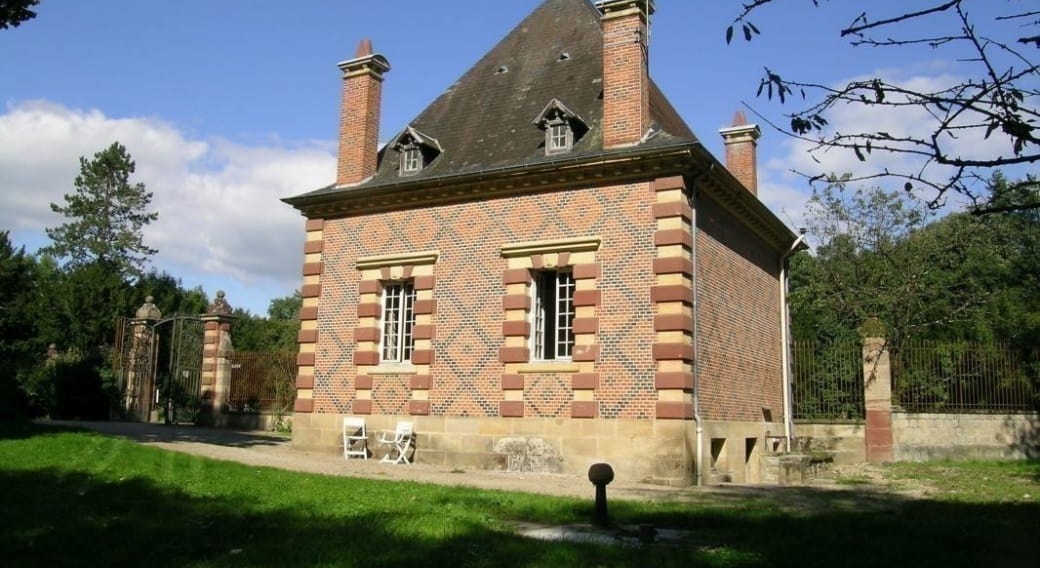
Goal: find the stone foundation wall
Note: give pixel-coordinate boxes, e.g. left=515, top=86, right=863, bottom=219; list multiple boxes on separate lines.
left=698, top=419, right=786, bottom=484
left=892, top=412, right=1038, bottom=461
left=294, top=413, right=697, bottom=485
left=794, top=413, right=1039, bottom=463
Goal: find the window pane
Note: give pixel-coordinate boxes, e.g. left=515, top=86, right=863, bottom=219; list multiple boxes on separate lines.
left=402, top=148, right=421, bottom=173
left=532, top=272, right=547, bottom=360
left=530, top=270, right=574, bottom=361
left=550, top=124, right=569, bottom=150
left=381, top=281, right=416, bottom=363
left=402, top=284, right=416, bottom=360
left=556, top=272, right=575, bottom=358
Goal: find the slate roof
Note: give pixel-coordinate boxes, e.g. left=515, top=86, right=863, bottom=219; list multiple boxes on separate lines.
left=293, top=0, right=698, bottom=200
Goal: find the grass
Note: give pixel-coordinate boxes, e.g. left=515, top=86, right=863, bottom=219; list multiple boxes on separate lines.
left=885, top=460, right=1039, bottom=502
left=2, top=422, right=1038, bottom=567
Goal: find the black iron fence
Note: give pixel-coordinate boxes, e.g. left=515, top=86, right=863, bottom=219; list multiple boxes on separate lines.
left=791, top=339, right=1039, bottom=418
left=226, top=351, right=297, bottom=413
left=791, top=340, right=864, bottom=420
left=892, top=341, right=1039, bottom=413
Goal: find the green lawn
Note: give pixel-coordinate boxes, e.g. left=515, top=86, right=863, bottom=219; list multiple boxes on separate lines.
left=1, top=422, right=1037, bottom=567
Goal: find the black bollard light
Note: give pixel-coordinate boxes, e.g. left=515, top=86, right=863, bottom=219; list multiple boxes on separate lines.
left=587, top=462, right=614, bottom=527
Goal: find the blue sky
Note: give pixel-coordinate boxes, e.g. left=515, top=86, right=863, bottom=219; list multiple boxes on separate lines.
left=0, top=0, right=1018, bottom=314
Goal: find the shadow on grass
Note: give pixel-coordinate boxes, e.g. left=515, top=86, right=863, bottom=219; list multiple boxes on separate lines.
left=0, top=420, right=80, bottom=441
left=4, top=421, right=1038, bottom=567
left=0, top=467, right=712, bottom=568
left=606, top=486, right=1040, bottom=568
left=3, top=463, right=1037, bottom=568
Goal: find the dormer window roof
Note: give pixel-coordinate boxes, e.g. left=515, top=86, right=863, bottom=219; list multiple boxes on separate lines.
left=533, top=99, right=589, bottom=155
left=391, top=126, right=442, bottom=176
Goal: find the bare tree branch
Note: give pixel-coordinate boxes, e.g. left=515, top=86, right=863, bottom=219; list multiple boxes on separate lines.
left=840, top=1, right=962, bottom=38
left=729, top=0, right=1040, bottom=213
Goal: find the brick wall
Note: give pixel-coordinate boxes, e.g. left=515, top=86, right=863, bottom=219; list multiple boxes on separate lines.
left=601, top=7, right=650, bottom=148
left=337, top=62, right=384, bottom=186
left=696, top=194, right=783, bottom=422
left=724, top=137, right=757, bottom=195
left=308, top=181, right=658, bottom=420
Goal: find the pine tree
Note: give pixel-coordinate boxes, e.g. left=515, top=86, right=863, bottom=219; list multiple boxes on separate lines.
left=43, top=142, right=158, bottom=278
left=0, top=230, right=37, bottom=419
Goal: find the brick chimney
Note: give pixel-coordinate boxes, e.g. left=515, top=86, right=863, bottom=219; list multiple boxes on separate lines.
left=597, top=0, right=655, bottom=149
left=336, top=39, right=391, bottom=187
left=719, top=110, right=762, bottom=195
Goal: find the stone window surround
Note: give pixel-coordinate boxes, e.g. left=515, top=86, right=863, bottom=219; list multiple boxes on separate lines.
left=353, top=250, right=438, bottom=416
left=499, top=236, right=601, bottom=419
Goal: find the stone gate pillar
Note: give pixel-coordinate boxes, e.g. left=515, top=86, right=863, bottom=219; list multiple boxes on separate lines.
left=861, top=318, right=894, bottom=463
left=126, top=297, right=161, bottom=421
left=201, top=291, right=235, bottom=424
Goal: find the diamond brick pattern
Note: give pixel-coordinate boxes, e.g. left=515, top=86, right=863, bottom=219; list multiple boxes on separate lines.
left=372, top=375, right=410, bottom=416
left=525, top=374, right=572, bottom=418
left=311, top=181, right=658, bottom=419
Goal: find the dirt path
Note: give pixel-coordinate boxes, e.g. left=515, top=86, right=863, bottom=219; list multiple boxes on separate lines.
left=47, top=420, right=923, bottom=512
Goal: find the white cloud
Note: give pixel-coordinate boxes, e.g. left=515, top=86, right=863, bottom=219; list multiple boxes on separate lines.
left=0, top=100, right=334, bottom=309
left=758, top=177, right=811, bottom=232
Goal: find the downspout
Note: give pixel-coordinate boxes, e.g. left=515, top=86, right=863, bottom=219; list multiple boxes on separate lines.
left=779, top=230, right=807, bottom=450
left=687, top=166, right=712, bottom=486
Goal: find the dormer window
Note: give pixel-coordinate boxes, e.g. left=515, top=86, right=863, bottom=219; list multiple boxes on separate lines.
left=400, top=145, right=422, bottom=175
left=533, top=99, right=589, bottom=156
left=391, top=126, right=442, bottom=177
left=548, top=121, right=572, bottom=153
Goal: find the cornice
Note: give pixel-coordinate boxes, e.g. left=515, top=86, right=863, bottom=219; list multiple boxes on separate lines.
left=285, top=143, right=700, bottom=219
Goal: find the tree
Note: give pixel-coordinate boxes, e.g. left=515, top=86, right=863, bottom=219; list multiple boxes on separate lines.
left=728, top=1, right=1039, bottom=213
left=43, top=142, right=158, bottom=278
left=135, top=271, right=209, bottom=317
left=268, top=292, right=302, bottom=322
left=791, top=180, right=1003, bottom=345
left=0, top=0, right=38, bottom=30
left=0, top=230, right=38, bottom=419
left=232, top=292, right=301, bottom=353
left=977, top=172, right=1040, bottom=346
left=0, top=231, right=36, bottom=357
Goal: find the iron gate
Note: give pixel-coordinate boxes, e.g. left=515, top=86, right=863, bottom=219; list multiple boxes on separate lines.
left=114, top=315, right=205, bottom=424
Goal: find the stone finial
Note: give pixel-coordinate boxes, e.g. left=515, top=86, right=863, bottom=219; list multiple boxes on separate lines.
left=135, top=296, right=162, bottom=321
left=207, top=290, right=233, bottom=316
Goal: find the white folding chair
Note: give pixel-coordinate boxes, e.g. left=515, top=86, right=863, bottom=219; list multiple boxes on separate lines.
left=377, top=421, right=415, bottom=464
left=342, top=416, right=368, bottom=460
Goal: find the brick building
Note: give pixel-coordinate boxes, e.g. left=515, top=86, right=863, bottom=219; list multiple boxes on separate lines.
left=283, top=0, right=800, bottom=485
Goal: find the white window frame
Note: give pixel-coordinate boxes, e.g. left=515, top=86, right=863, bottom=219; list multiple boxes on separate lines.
left=546, top=120, right=573, bottom=154
left=380, top=281, right=416, bottom=363
left=530, top=270, right=575, bottom=361
left=400, top=146, right=422, bottom=176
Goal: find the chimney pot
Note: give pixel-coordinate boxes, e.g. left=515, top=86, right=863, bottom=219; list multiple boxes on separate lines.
left=355, top=38, right=373, bottom=58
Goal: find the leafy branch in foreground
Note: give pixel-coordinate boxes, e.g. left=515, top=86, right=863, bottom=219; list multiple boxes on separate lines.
left=0, top=0, right=38, bottom=30
left=728, top=0, right=1039, bottom=212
